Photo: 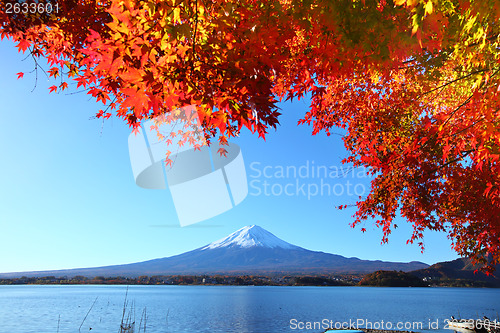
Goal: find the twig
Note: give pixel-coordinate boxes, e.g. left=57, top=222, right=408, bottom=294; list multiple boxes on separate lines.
left=139, top=307, right=147, bottom=332
left=79, top=297, right=98, bottom=332
left=121, top=286, right=129, bottom=327
left=65, top=87, right=92, bottom=95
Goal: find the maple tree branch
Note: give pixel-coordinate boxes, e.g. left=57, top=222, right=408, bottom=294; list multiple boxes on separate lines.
left=191, top=0, right=198, bottom=74
left=423, top=67, right=500, bottom=145
left=28, top=51, right=49, bottom=79
left=27, top=47, right=51, bottom=92
left=421, top=149, right=475, bottom=180
left=439, top=149, right=474, bottom=170
left=418, top=69, right=486, bottom=98
left=462, top=33, right=500, bottom=49
left=444, top=116, right=486, bottom=140
left=402, top=57, right=417, bottom=64
left=399, top=148, right=475, bottom=188
left=440, top=94, right=474, bottom=130
left=65, top=87, right=92, bottom=95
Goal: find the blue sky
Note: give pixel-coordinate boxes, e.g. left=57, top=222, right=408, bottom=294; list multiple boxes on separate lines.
left=0, top=39, right=458, bottom=273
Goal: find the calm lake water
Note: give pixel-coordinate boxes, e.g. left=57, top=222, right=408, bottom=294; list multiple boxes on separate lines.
left=0, top=285, right=498, bottom=333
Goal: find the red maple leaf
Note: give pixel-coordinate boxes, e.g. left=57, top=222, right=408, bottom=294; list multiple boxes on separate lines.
left=16, top=39, right=31, bottom=53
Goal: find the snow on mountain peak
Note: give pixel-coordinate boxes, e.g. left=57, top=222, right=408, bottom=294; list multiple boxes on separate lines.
left=201, top=225, right=298, bottom=250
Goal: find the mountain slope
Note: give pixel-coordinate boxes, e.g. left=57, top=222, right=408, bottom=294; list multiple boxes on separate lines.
left=0, top=225, right=428, bottom=278
left=411, top=257, right=500, bottom=287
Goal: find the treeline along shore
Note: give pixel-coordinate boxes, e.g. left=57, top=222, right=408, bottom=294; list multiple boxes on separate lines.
left=0, top=270, right=499, bottom=287
left=0, top=275, right=361, bottom=286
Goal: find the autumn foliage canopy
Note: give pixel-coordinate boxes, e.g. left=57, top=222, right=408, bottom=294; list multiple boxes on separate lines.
left=1, top=0, right=499, bottom=271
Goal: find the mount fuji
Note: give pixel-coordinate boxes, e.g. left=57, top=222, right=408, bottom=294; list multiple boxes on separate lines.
left=201, top=225, right=299, bottom=250
left=0, top=225, right=428, bottom=278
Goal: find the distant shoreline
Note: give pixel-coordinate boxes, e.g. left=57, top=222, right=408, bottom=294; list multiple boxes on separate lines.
left=0, top=274, right=498, bottom=288
left=0, top=275, right=359, bottom=287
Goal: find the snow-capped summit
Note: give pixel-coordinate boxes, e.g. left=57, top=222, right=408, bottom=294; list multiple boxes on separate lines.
left=201, top=225, right=299, bottom=250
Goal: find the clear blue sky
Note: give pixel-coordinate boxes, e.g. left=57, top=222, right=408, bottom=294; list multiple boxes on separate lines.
left=0, top=39, right=458, bottom=273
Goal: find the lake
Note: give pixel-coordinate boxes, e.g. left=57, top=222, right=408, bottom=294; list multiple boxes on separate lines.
left=0, top=285, right=498, bottom=333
